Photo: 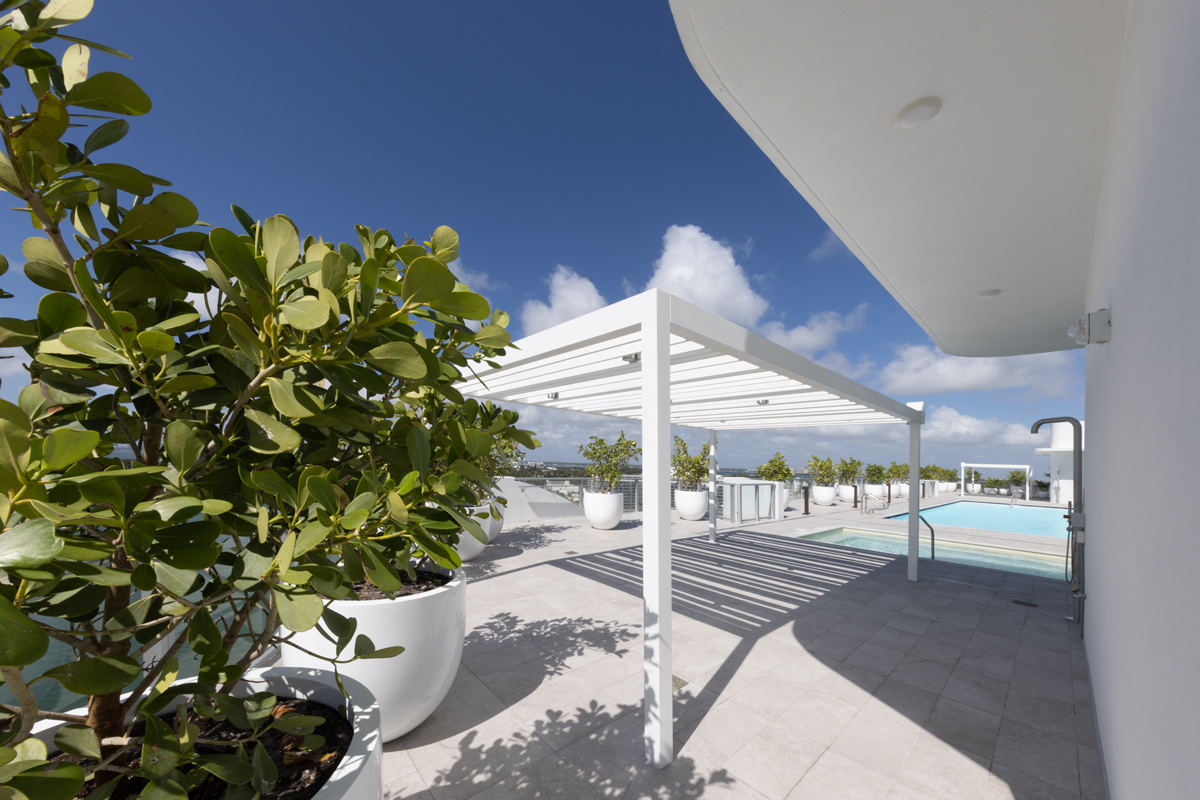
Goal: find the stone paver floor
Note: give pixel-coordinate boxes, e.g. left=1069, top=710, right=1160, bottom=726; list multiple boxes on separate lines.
left=383, top=510, right=1104, bottom=800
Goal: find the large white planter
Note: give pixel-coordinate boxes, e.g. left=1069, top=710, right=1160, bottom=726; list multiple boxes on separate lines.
left=674, top=489, right=709, bottom=520
left=811, top=485, right=837, bottom=505
left=894, top=483, right=908, bottom=498
left=967, top=483, right=981, bottom=494
left=773, top=481, right=790, bottom=519
left=864, top=483, right=885, bottom=498
left=583, top=490, right=623, bottom=529
left=282, top=572, right=466, bottom=742
left=31, top=667, right=384, bottom=799
left=836, top=484, right=857, bottom=502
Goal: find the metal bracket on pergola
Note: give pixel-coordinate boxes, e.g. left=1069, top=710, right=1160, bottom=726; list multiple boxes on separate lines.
left=459, top=289, right=925, bottom=769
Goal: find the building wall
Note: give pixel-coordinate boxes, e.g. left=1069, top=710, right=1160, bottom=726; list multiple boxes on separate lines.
left=1084, top=0, right=1200, bottom=796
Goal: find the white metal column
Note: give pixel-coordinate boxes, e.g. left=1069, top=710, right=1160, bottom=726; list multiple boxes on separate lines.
left=642, top=290, right=673, bottom=767
left=907, top=414, right=922, bottom=582
left=707, top=429, right=717, bottom=542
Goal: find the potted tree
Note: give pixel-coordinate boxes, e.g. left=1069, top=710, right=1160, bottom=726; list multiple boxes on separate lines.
left=984, top=477, right=1003, bottom=495
left=806, top=456, right=838, bottom=505
left=578, top=433, right=640, bottom=529
left=864, top=463, right=886, bottom=497
left=1034, top=473, right=1051, bottom=500
left=836, top=457, right=863, bottom=502
left=965, top=468, right=983, bottom=494
left=457, top=411, right=537, bottom=562
left=886, top=461, right=909, bottom=497
left=756, top=451, right=793, bottom=519
left=0, top=7, right=535, bottom=792
left=671, top=437, right=711, bottom=521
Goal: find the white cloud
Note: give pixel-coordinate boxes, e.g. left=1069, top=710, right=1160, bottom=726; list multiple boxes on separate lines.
left=520, top=266, right=607, bottom=336
left=760, top=304, right=869, bottom=358
left=452, top=258, right=502, bottom=292
left=645, top=224, right=768, bottom=328
left=815, top=351, right=875, bottom=380
left=807, top=405, right=1049, bottom=448
left=878, top=344, right=1078, bottom=396
left=808, top=230, right=850, bottom=262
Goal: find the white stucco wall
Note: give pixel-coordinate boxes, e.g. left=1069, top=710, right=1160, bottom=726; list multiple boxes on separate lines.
left=1084, top=0, right=1200, bottom=796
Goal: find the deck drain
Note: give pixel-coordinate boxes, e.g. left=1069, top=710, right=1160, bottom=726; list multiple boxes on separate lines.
left=672, top=675, right=688, bottom=692
left=564, top=550, right=579, bottom=555
left=1012, top=600, right=1039, bottom=608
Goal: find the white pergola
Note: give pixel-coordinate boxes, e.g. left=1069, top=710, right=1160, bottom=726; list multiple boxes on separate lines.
left=960, top=463, right=1031, bottom=498
left=460, top=289, right=925, bottom=768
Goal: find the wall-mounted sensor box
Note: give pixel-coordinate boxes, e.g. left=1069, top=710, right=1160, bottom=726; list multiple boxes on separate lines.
left=1069, top=308, right=1111, bottom=345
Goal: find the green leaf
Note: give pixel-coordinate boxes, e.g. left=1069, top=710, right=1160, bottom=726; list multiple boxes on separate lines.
left=83, top=118, right=128, bottom=155
left=266, top=378, right=323, bottom=418
left=53, top=725, right=100, bottom=760
left=186, top=609, right=222, bottom=656
left=0, top=318, right=37, bottom=348
left=0, top=519, right=62, bottom=569
left=401, top=256, right=455, bottom=304
left=408, top=426, right=430, bottom=478
left=136, top=330, right=175, bottom=359
left=58, top=327, right=127, bottom=364
left=272, top=585, right=323, bottom=632
left=23, top=260, right=74, bottom=293
left=243, top=407, right=301, bottom=454
left=65, top=71, right=151, bottom=115
left=0, top=399, right=32, bottom=479
left=358, top=645, right=405, bottom=660
left=164, top=420, right=203, bottom=474
left=279, top=297, right=329, bottom=331
left=208, top=228, right=270, bottom=295
left=38, top=0, right=95, bottom=27
left=13, top=49, right=57, bottom=69
left=45, top=654, right=140, bottom=694
left=76, top=163, right=153, bottom=196
left=4, top=762, right=84, bottom=800
left=153, top=560, right=203, bottom=596
left=61, top=43, right=89, bottom=91
left=250, top=741, right=278, bottom=794
left=149, top=192, right=197, bottom=227
left=474, top=323, right=510, bottom=348
left=142, top=495, right=203, bottom=521
left=43, top=427, right=100, bottom=470
left=431, top=226, right=459, bottom=259
left=262, top=215, right=299, bottom=288
left=12, top=93, right=68, bottom=156
left=37, top=292, right=87, bottom=337
left=117, top=203, right=175, bottom=241
left=305, top=475, right=338, bottom=513
left=158, top=374, right=216, bottom=393
left=193, top=753, right=253, bottom=786
left=0, top=598, right=49, bottom=666
left=365, top=341, right=427, bottom=379
left=220, top=312, right=267, bottom=364
left=432, top=290, right=491, bottom=320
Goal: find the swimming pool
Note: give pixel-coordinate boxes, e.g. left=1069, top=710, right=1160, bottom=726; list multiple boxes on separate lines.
left=889, top=501, right=1068, bottom=538
left=802, top=527, right=1063, bottom=579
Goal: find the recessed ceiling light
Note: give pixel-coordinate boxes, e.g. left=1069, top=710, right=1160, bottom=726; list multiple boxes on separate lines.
left=973, top=289, right=1002, bottom=299
left=893, top=96, right=943, bottom=130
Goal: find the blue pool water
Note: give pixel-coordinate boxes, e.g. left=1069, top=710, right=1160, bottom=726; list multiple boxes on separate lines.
left=889, top=501, right=1068, bottom=538
left=802, top=527, right=1063, bottom=579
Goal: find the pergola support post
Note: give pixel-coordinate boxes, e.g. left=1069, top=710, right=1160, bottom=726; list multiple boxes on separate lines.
left=708, top=429, right=717, bottom=542
left=907, top=417, right=922, bottom=582
left=642, top=291, right=673, bottom=768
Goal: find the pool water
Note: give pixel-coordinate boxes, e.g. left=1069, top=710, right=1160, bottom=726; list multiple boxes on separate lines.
left=889, top=501, right=1068, bottom=538
left=802, top=527, right=1064, bottom=580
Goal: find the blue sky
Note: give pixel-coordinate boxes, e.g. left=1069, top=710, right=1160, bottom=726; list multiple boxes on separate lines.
left=0, top=1, right=1083, bottom=474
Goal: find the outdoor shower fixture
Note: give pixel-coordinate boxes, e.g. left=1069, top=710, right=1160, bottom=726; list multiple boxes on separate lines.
left=1031, top=416, right=1085, bottom=635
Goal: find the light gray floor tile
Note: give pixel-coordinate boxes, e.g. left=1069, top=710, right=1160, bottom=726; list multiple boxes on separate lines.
left=923, top=695, right=1003, bottom=760
left=887, top=658, right=954, bottom=695
left=1002, top=686, right=1078, bottom=739
left=724, top=721, right=824, bottom=800
left=942, top=667, right=1011, bottom=717
left=890, top=731, right=991, bottom=800
left=993, top=718, right=1080, bottom=795
left=786, top=749, right=893, bottom=800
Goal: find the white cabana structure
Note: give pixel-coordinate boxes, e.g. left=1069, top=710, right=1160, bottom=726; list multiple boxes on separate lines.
left=960, top=462, right=1031, bottom=498
left=460, top=289, right=925, bottom=768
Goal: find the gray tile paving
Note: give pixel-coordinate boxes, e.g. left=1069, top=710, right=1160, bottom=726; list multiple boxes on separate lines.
left=381, top=506, right=1106, bottom=799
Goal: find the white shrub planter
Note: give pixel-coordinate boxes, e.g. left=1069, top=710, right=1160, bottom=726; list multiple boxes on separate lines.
left=864, top=483, right=885, bottom=498
left=967, top=483, right=981, bottom=494
left=583, top=490, right=624, bottom=529
left=836, top=484, right=857, bottom=502
left=479, top=504, right=504, bottom=540
left=811, top=485, right=837, bottom=505
left=674, top=489, right=709, bottom=520
left=894, top=483, right=908, bottom=498
left=773, top=481, right=790, bottom=519
left=999, top=487, right=1010, bottom=496
left=31, top=667, right=384, bottom=799
left=282, top=572, right=466, bottom=742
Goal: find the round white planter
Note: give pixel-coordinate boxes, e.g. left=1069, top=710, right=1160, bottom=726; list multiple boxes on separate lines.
left=999, top=487, right=1010, bottom=496
left=282, top=572, right=466, bottom=742
left=864, top=484, right=885, bottom=498
left=836, top=485, right=857, bottom=502
left=583, top=490, right=623, bottom=529
left=31, top=667, right=384, bottom=799
left=455, top=530, right=486, bottom=563
left=894, top=483, right=908, bottom=498
left=773, top=481, right=790, bottom=519
left=674, top=489, right=709, bottom=520
left=967, top=483, right=981, bottom=494
left=811, top=485, right=837, bottom=505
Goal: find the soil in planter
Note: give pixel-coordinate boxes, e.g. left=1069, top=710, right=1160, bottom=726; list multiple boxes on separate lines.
left=352, top=569, right=450, bottom=601
left=60, top=698, right=352, bottom=800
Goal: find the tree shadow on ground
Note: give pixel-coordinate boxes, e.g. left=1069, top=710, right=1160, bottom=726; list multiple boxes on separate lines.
left=459, top=523, right=574, bottom=579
